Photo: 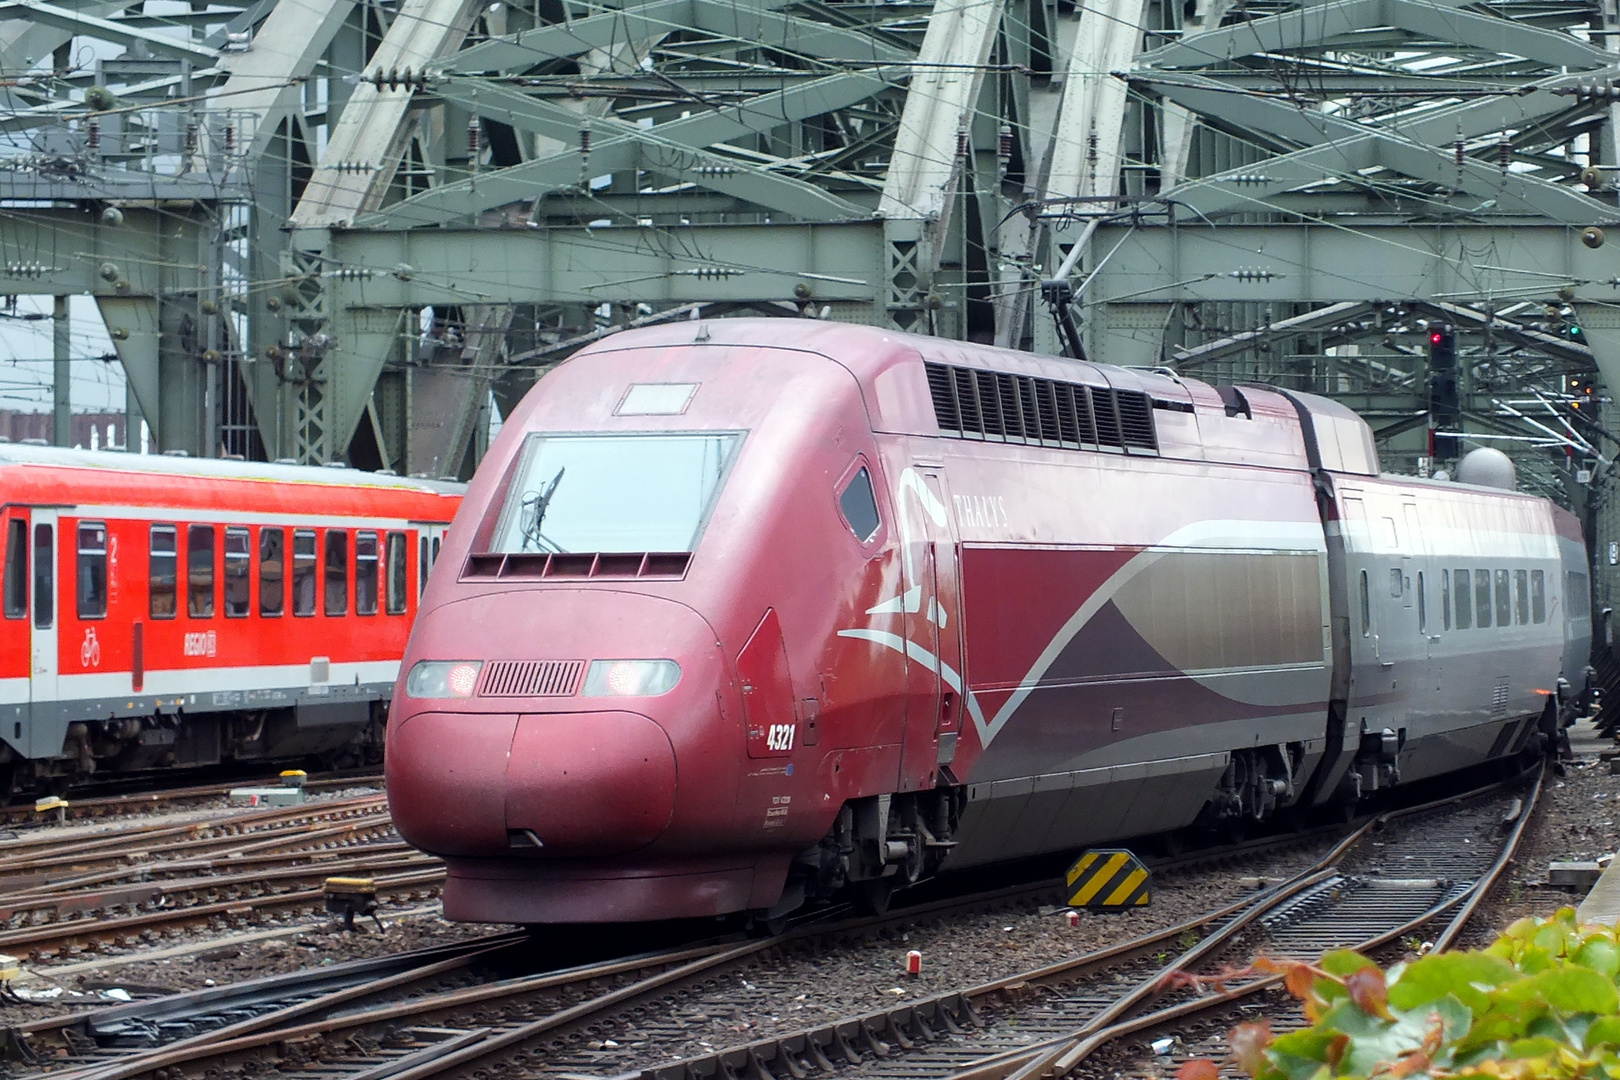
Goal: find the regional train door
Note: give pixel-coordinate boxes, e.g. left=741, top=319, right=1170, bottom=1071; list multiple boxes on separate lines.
left=28, top=509, right=57, bottom=713
left=417, top=523, right=449, bottom=598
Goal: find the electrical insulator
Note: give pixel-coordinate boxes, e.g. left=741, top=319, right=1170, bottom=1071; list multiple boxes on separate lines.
left=223, top=124, right=235, bottom=154
left=86, top=119, right=100, bottom=152
left=185, top=121, right=199, bottom=154
left=1453, top=138, right=1464, bottom=167
left=580, top=127, right=591, bottom=155
left=467, top=117, right=481, bottom=159
left=1498, top=140, right=1512, bottom=170
left=956, top=126, right=969, bottom=159
left=998, top=124, right=1013, bottom=168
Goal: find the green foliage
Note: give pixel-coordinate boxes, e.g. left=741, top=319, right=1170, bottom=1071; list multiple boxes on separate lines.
left=1175, top=908, right=1620, bottom=1080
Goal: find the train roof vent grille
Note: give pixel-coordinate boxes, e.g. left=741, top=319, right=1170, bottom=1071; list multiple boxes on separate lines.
left=922, top=361, right=1156, bottom=455
left=461, top=551, right=691, bottom=581
left=480, top=659, right=584, bottom=697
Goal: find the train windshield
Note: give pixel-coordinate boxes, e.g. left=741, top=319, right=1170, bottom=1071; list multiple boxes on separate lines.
left=491, top=432, right=741, bottom=554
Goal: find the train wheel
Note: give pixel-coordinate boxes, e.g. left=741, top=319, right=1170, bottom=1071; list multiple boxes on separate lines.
left=853, top=877, right=895, bottom=916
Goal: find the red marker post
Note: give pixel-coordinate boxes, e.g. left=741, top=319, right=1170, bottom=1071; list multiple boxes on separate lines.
left=905, top=950, right=922, bottom=976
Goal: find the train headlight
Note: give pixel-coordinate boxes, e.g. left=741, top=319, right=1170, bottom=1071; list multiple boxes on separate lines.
left=406, top=660, right=483, bottom=698
left=583, top=660, right=681, bottom=697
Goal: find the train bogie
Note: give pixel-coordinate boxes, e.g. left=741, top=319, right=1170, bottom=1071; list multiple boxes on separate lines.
left=387, top=320, right=1592, bottom=925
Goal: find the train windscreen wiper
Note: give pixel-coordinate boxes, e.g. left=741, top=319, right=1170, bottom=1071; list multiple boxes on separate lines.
left=519, top=467, right=566, bottom=553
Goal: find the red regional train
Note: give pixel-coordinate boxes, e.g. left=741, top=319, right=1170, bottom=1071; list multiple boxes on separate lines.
left=0, top=445, right=460, bottom=792
left=386, top=320, right=1592, bottom=925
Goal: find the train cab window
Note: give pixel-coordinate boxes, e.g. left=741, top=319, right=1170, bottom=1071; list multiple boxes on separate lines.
left=187, top=525, right=215, bottom=618
left=1359, top=570, right=1370, bottom=636
left=1441, top=570, right=1451, bottom=631
left=32, top=523, right=52, bottom=630
left=150, top=525, right=177, bottom=619
left=1474, top=569, right=1491, bottom=628
left=259, top=528, right=285, bottom=617
left=355, top=532, right=378, bottom=616
left=76, top=522, right=107, bottom=619
left=224, top=528, right=250, bottom=618
left=4, top=519, right=26, bottom=620
left=1494, top=569, right=1511, bottom=627
left=1454, top=568, right=1471, bottom=629
left=386, top=532, right=407, bottom=615
left=324, top=530, right=348, bottom=616
left=1532, top=570, right=1546, bottom=623
left=839, top=468, right=881, bottom=543
left=292, top=530, right=317, bottom=616
left=1417, top=571, right=1426, bottom=633
left=1514, top=570, right=1529, bottom=625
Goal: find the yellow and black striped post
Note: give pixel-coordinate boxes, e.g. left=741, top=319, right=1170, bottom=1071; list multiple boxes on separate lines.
left=1066, top=848, right=1150, bottom=909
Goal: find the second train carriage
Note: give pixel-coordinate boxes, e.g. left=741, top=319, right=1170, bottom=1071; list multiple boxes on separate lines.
left=0, top=445, right=461, bottom=790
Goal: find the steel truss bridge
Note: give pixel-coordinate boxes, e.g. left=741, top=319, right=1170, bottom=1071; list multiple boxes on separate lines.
left=4, top=0, right=1620, bottom=560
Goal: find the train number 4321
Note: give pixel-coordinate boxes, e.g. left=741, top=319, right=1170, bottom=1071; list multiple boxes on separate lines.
left=765, top=724, right=796, bottom=751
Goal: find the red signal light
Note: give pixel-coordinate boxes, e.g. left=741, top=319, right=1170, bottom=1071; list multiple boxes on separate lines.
left=1430, top=332, right=1443, bottom=344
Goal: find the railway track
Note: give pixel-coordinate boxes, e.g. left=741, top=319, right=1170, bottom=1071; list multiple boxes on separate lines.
left=0, top=774, right=384, bottom=828
left=5, top=768, right=1540, bottom=1080
left=0, top=794, right=439, bottom=960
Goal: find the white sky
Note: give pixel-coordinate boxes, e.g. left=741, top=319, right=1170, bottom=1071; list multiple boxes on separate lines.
left=0, top=296, right=126, bottom=414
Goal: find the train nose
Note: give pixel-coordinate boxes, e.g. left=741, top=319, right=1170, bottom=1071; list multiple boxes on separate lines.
left=388, top=709, right=677, bottom=857
left=505, top=710, right=676, bottom=855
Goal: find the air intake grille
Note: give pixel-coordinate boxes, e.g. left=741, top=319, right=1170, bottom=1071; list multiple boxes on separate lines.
left=923, top=361, right=1157, bottom=452
left=480, top=660, right=584, bottom=697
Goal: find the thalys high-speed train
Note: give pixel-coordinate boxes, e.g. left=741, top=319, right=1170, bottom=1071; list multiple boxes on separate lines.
left=386, top=320, right=1592, bottom=924
left=0, top=445, right=460, bottom=792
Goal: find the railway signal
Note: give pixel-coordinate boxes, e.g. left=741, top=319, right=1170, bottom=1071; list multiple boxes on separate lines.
left=1428, top=324, right=1460, bottom=459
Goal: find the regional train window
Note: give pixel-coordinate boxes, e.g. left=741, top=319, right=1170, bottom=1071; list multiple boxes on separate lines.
left=324, top=530, right=348, bottom=616
left=259, top=528, right=285, bottom=617
left=76, top=522, right=107, bottom=620
left=1474, top=568, right=1491, bottom=628
left=1417, top=571, right=1426, bottom=633
left=32, top=523, right=51, bottom=630
left=1388, top=567, right=1402, bottom=598
left=224, top=527, right=250, bottom=618
left=187, top=525, right=215, bottom=618
left=839, top=467, right=881, bottom=543
left=386, top=532, right=407, bottom=615
left=1453, top=568, right=1471, bottom=629
left=419, top=536, right=428, bottom=596
left=4, top=519, right=26, bottom=620
left=355, top=532, right=378, bottom=616
left=1514, top=570, right=1529, bottom=625
left=149, top=525, right=177, bottom=619
left=292, top=530, right=317, bottom=616
left=1441, top=570, right=1451, bottom=631
left=1494, top=569, right=1511, bottom=627
left=1359, top=570, right=1370, bottom=636
left=1532, top=570, right=1546, bottom=623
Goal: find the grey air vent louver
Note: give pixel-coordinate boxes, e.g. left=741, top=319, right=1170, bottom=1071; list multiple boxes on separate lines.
left=923, top=361, right=1157, bottom=452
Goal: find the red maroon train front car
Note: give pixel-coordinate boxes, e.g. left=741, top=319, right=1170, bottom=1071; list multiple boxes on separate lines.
left=387, top=325, right=922, bottom=923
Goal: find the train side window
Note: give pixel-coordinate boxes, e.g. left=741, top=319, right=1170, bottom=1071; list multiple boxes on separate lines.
left=419, top=536, right=428, bottom=596
left=839, top=467, right=881, bottom=542
left=1494, top=569, right=1511, bottom=627
left=149, top=525, right=177, bottom=619
left=386, top=532, right=407, bottom=615
left=1514, top=569, right=1529, bottom=625
left=32, top=523, right=52, bottom=630
left=1417, top=571, right=1426, bottom=633
left=76, top=522, right=107, bottom=619
left=325, top=530, right=348, bottom=616
left=224, top=527, right=250, bottom=617
left=259, top=528, right=285, bottom=617
left=4, top=519, right=26, bottom=620
left=1441, top=570, right=1451, bottom=631
left=292, top=530, right=317, bottom=616
left=1531, top=570, right=1546, bottom=623
left=1388, top=567, right=1402, bottom=597
left=1453, top=568, right=1471, bottom=629
left=355, top=532, right=378, bottom=616
left=1474, top=568, right=1491, bottom=628
left=187, top=525, right=215, bottom=618
left=1359, top=570, right=1370, bottom=636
